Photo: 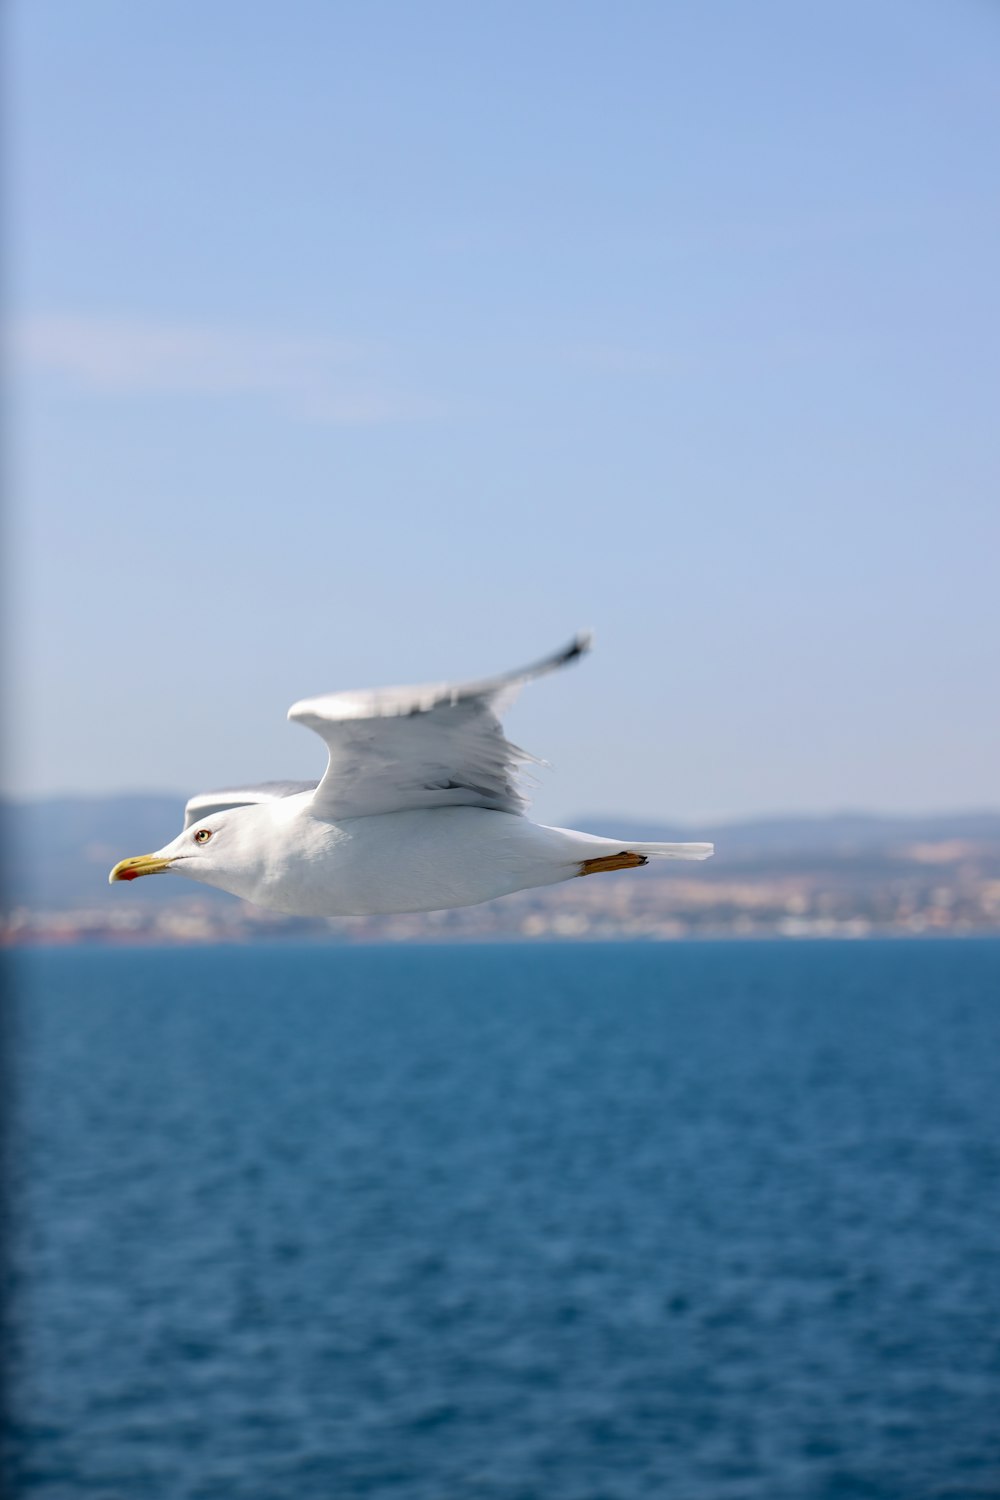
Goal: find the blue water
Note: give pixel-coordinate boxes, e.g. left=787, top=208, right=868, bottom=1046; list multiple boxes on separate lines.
left=5, top=941, right=1000, bottom=1499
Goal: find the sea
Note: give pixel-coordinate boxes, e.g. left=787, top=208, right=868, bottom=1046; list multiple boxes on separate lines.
left=4, top=940, right=1000, bottom=1500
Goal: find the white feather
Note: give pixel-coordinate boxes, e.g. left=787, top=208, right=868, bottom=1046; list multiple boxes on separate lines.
left=287, top=634, right=591, bottom=821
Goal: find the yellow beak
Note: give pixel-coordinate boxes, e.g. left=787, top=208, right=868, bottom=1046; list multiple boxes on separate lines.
left=108, top=853, right=173, bottom=884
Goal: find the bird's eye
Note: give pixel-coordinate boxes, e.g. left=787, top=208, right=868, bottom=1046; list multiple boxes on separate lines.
left=194, top=828, right=212, bottom=844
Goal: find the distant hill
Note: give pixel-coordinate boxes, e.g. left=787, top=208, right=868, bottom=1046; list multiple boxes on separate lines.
left=0, top=794, right=227, bottom=910
left=3, top=794, right=1000, bottom=912
left=578, top=811, right=1000, bottom=858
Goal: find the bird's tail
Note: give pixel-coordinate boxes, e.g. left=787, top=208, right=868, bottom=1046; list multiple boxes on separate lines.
left=625, top=840, right=714, bottom=861
left=573, top=837, right=713, bottom=878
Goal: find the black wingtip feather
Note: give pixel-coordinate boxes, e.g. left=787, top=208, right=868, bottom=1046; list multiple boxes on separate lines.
left=560, top=630, right=593, bottom=665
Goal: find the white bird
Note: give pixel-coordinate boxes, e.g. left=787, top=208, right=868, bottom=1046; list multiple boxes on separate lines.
left=109, top=635, right=713, bottom=915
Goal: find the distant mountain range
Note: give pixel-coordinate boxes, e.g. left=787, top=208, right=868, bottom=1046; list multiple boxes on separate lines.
left=2, top=794, right=198, bottom=910
left=578, top=810, right=1000, bottom=856
left=3, top=794, right=1000, bottom=912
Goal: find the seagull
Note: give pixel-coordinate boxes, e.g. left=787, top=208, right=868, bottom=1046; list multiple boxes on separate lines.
left=109, top=635, right=713, bottom=915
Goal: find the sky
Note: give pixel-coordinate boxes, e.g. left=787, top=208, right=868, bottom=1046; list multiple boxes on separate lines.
left=6, top=0, right=999, bottom=825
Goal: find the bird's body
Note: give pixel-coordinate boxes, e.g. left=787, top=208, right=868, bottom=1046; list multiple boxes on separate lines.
left=165, top=801, right=697, bottom=917
left=110, top=636, right=713, bottom=913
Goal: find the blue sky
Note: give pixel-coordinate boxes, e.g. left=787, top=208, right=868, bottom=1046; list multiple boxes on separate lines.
left=7, top=0, right=999, bottom=823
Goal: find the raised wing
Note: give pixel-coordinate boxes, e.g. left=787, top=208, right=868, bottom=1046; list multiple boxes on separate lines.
left=183, top=781, right=317, bottom=830
left=288, top=634, right=591, bottom=822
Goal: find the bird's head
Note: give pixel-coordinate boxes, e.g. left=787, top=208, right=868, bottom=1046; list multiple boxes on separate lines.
left=108, top=806, right=256, bottom=889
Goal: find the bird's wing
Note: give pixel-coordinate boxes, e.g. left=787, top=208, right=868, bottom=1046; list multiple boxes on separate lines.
left=288, top=633, right=591, bottom=821
left=183, top=781, right=317, bottom=830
